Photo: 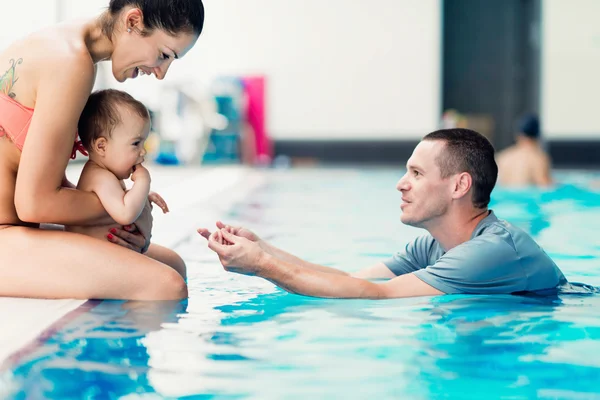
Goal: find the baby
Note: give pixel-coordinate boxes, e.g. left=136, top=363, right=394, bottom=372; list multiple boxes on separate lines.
left=66, top=89, right=168, bottom=245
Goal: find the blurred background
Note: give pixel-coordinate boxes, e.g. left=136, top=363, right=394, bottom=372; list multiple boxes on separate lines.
left=1, top=0, right=597, bottom=168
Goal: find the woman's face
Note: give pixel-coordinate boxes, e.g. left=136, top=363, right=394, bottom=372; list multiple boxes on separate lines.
left=110, top=9, right=199, bottom=82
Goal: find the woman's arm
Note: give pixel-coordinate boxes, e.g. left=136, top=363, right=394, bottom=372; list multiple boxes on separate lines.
left=61, top=173, right=76, bottom=189
left=14, top=53, right=108, bottom=225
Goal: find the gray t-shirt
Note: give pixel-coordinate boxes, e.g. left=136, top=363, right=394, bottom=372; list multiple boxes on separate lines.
left=383, top=211, right=567, bottom=295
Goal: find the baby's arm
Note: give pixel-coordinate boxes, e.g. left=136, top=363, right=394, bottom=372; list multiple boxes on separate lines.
left=90, top=165, right=151, bottom=226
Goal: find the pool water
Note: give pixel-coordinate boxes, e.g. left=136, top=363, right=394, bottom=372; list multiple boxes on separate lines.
left=2, top=168, right=600, bottom=399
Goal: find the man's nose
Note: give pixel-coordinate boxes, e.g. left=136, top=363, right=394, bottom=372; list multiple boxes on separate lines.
left=396, top=174, right=409, bottom=191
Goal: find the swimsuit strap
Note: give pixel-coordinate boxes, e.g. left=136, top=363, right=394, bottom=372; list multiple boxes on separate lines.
left=71, top=138, right=89, bottom=160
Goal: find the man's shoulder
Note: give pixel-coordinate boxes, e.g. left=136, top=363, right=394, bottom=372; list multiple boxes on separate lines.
left=469, top=214, right=552, bottom=264
left=496, top=145, right=518, bottom=158
left=495, top=146, right=520, bottom=164
left=417, top=213, right=564, bottom=294
left=497, top=146, right=545, bottom=165
left=476, top=215, right=532, bottom=244
left=434, top=214, right=520, bottom=262
left=452, top=229, right=518, bottom=263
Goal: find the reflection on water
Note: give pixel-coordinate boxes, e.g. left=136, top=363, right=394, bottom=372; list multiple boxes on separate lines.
left=3, top=168, right=600, bottom=399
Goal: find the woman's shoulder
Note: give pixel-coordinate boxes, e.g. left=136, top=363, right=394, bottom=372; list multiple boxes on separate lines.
left=0, top=24, right=95, bottom=102
left=6, top=24, right=92, bottom=63
left=36, top=26, right=95, bottom=77
left=35, top=34, right=96, bottom=107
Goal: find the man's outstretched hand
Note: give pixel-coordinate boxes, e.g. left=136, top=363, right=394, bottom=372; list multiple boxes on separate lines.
left=197, top=221, right=261, bottom=244
left=203, top=228, right=268, bottom=276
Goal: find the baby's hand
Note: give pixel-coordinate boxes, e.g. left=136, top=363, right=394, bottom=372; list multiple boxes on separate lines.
left=149, top=191, right=169, bottom=213
left=131, top=164, right=151, bottom=183
left=209, top=229, right=233, bottom=246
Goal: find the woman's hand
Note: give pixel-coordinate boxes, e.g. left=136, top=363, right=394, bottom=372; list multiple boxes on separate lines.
left=108, top=225, right=147, bottom=252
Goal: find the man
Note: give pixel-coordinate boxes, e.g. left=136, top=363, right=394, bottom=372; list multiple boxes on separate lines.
left=199, top=128, right=567, bottom=299
left=496, top=114, right=553, bottom=187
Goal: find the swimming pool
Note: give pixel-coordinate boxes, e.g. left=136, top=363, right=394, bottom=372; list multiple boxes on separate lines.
left=2, top=167, right=600, bottom=399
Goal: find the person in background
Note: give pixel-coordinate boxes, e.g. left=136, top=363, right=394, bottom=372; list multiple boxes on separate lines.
left=496, top=114, right=553, bottom=187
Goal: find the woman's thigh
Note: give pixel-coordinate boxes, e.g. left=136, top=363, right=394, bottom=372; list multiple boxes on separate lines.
left=145, top=243, right=187, bottom=279
left=0, top=226, right=187, bottom=300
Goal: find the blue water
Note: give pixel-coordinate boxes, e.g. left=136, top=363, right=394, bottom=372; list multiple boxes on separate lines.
left=3, top=168, right=600, bottom=399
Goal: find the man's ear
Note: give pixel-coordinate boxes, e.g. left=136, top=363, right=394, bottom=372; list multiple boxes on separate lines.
left=93, top=137, right=108, bottom=157
left=452, top=172, right=472, bottom=200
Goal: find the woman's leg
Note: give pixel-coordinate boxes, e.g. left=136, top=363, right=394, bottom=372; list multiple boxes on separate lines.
left=0, top=226, right=187, bottom=300
left=145, top=243, right=187, bottom=279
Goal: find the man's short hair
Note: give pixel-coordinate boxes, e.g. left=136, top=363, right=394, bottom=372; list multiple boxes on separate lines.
left=517, top=114, right=540, bottom=139
left=423, top=128, right=497, bottom=209
left=78, top=89, right=149, bottom=151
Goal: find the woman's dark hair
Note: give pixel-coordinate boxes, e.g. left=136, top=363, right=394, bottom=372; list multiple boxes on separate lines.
left=102, top=0, right=204, bottom=37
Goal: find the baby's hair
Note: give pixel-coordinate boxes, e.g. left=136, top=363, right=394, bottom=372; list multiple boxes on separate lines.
left=78, top=89, right=149, bottom=151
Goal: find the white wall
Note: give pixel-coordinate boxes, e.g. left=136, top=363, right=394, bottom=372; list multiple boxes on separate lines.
left=57, top=0, right=107, bottom=19
left=0, top=0, right=104, bottom=50
left=191, top=0, right=442, bottom=140
left=1, top=0, right=441, bottom=141
left=0, top=1, right=56, bottom=50
left=541, top=0, right=600, bottom=139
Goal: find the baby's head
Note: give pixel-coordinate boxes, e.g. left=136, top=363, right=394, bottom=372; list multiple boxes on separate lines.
left=78, top=89, right=150, bottom=179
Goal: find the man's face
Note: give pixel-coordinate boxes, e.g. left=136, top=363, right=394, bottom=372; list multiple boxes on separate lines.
left=396, top=140, right=454, bottom=228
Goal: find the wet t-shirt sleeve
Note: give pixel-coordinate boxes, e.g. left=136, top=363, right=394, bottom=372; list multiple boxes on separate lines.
left=412, top=234, right=527, bottom=294
left=383, top=235, right=436, bottom=276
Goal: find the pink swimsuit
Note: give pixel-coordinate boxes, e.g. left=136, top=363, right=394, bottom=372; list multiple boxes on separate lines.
left=0, top=92, right=88, bottom=159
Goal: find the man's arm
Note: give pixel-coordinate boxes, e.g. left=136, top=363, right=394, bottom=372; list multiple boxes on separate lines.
left=260, top=240, right=389, bottom=277
left=259, top=254, right=442, bottom=298
left=208, top=229, right=440, bottom=299
left=263, top=242, right=397, bottom=278
left=351, top=262, right=397, bottom=279
left=203, top=225, right=397, bottom=278
left=200, top=223, right=365, bottom=277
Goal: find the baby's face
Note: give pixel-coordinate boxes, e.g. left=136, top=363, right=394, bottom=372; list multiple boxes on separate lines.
left=103, top=107, right=150, bottom=180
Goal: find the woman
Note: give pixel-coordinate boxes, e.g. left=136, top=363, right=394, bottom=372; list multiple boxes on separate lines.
left=0, top=0, right=204, bottom=300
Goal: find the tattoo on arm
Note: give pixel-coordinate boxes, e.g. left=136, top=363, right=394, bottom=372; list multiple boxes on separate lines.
left=0, top=58, right=23, bottom=99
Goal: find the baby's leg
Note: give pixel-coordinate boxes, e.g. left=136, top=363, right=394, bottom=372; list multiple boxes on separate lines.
left=145, top=244, right=187, bottom=279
